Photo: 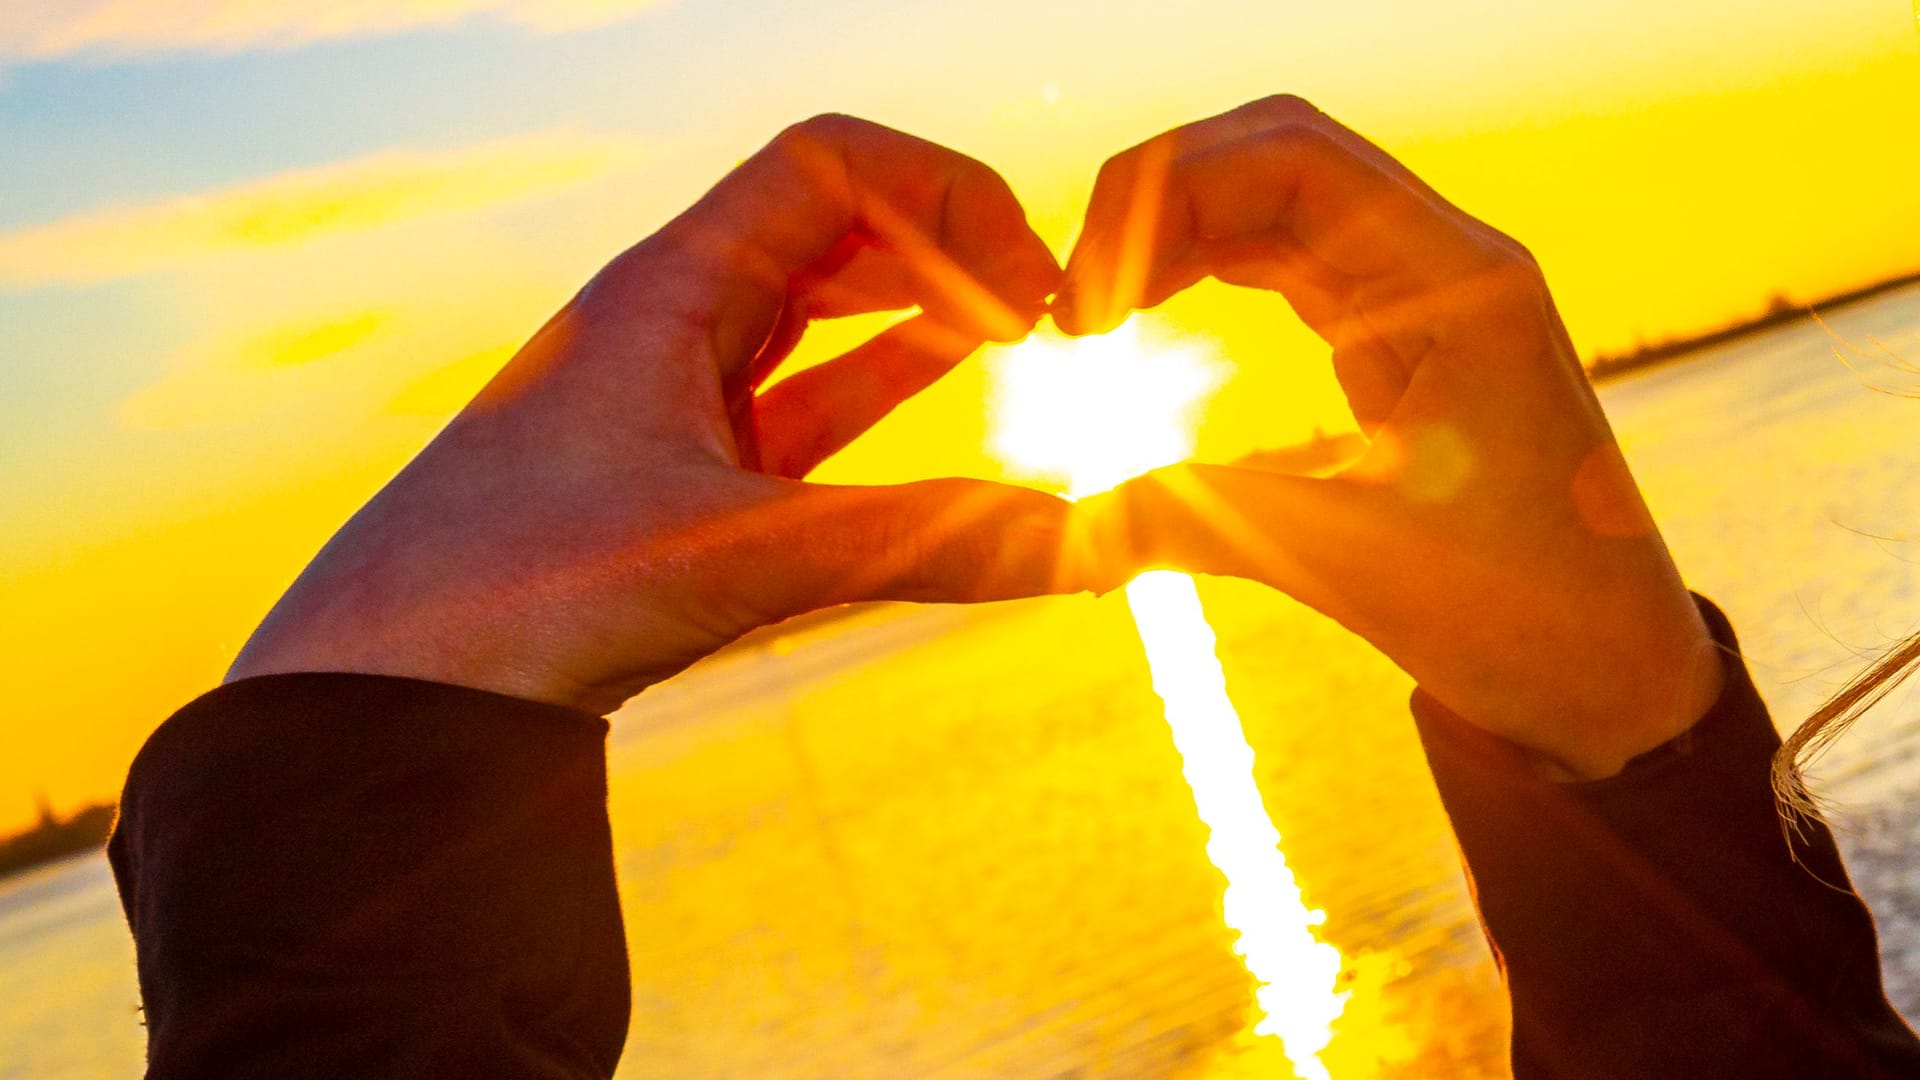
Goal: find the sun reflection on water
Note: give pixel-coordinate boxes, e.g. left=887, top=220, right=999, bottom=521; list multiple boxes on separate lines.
left=1126, top=569, right=1347, bottom=1078
left=989, top=319, right=1347, bottom=1078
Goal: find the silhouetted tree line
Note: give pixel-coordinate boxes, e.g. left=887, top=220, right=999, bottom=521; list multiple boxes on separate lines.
left=1588, top=269, right=1920, bottom=382
left=0, top=796, right=116, bottom=879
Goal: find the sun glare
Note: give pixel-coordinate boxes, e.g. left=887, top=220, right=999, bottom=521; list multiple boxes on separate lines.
left=988, top=319, right=1347, bottom=1078
left=987, top=318, right=1222, bottom=498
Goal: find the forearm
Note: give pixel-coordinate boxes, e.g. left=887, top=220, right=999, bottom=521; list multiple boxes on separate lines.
left=1416, top=597, right=1920, bottom=1078
left=109, top=675, right=629, bottom=1079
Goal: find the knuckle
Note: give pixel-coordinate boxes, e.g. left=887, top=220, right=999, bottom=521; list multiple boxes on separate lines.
left=1127, top=467, right=1196, bottom=565
left=951, top=153, right=1010, bottom=200
left=1287, top=123, right=1344, bottom=155
left=1481, top=222, right=1536, bottom=263
left=1092, top=147, right=1140, bottom=192
left=1485, top=244, right=1546, bottom=294
left=1237, top=115, right=1335, bottom=155
left=772, top=113, right=868, bottom=155
left=1252, top=93, right=1322, bottom=121
left=1459, top=246, right=1556, bottom=334
left=1505, top=236, right=1543, bottom=272
left=793, top=112, right=863, bottom=138
left=1246, top=123, right=1346, bottom=173
left=1100, top=130, right=1179, bottom=184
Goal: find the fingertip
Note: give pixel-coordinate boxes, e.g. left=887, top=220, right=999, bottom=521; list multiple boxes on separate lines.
left=1047, top=287, right=1111, bottom=338
left=1047, top=291, right=1087, bottom=336
left=1050, top=261, right=1132, bottom=338
left=989, top=238, right=1063, bottom=341
left=1061, top=488, right=1145, bottom=592
left=1001, top=506, right=1090, bottom=598
left=1049, top=253, right=1095, bottom=336
left=950, top=483, right=1135, bottom=599
left=1090, top=464, right=1244, bottom=578
left=940, top=169, right=1062, bottom=343
left=979, top=303, right=1044, bottom=345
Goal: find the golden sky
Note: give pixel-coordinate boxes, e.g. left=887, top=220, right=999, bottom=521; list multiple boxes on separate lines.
left=2, top=0, right=1918, bottom=833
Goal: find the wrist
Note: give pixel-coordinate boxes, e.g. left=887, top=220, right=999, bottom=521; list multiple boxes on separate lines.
left=1522, top=607, right=1728, bottom=782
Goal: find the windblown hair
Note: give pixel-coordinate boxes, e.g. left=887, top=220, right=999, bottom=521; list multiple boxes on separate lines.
left=1771, top=314, right=1920, bottom=824
left=1773, top=631, right=1920, bottom=823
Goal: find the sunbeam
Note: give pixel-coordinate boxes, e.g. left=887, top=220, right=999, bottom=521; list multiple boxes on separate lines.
left=989, top=318, right=1347, bottom=1078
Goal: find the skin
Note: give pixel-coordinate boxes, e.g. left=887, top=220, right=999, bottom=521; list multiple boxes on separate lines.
left=1056, top=96, right=1725, bottom=781
left=228, top=115, right=1105, bottom=716
left=233, top=103, right=1723, bottom=781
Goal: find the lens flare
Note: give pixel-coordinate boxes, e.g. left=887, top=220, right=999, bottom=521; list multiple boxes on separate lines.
left=989, top=319, right=1347, bottom=1077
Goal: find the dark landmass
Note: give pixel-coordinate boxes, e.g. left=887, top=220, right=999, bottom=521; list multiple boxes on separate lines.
left=1588, top=269, right=1920, bottom=383
left=0, top=798, right=116, bottom=880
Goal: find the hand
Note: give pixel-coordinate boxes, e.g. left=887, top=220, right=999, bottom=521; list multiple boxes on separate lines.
left=1057, top=97, right=1723, bottom=780
left=230, top=115, right=1091, bottom=716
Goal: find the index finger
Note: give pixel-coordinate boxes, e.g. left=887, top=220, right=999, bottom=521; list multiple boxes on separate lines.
left=653, top=114, right=1061, bottom=374
left=1054, top=98, right=1501, bottom=336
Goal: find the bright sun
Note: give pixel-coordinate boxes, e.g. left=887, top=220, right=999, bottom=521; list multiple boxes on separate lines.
left=985, top=317, right=1347, bottom=1080
left=986, top=317, right=1224, bottom=498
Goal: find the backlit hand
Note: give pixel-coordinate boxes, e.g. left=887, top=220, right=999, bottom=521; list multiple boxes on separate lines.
left=230, top=115, right=1086, bottom=715
left=1058, top=97, right=1723, bottom=780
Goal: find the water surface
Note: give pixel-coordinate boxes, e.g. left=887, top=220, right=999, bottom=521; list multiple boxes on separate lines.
left=9, top=285, right=1920, bottom=1078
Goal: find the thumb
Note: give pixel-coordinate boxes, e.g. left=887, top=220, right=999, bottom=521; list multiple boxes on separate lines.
left=1087, top=462, right=1412, bottom=632
left=752, top=479, right=1116, bottom=618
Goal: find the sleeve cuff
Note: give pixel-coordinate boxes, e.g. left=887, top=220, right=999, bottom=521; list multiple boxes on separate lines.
left=1406, top=595, right=1912, bottom=1075
left=113, top=673, right=618, bottom=977
left=1411, top=593, right=1775, bottom=806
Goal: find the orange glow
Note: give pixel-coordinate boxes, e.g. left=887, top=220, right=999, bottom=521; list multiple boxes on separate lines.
left=10, top=0, right=1920, bottom=846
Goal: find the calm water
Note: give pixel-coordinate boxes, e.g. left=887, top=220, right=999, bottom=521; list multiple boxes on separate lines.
left=9, top=285, right=1920, bottom=1078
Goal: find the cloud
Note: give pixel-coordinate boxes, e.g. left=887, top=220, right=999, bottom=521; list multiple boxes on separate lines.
left=0, top=0, right=670, bottom=62
left=0, top=130, right=641, bottom=288
left=114, top=310, right=520, bottom=431
left=242, top=311, right=392, bottom=368
left=116, top=309, right=388, bottom=430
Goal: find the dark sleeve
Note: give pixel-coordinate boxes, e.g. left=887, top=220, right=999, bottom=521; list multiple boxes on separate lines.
left=1414, top=597, right=1920, bottom=1079
left=108, top=674, right=630, bottom=1080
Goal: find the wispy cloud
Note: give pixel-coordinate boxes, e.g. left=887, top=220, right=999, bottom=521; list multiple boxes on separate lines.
left=0, top=130, right=641, bottom=287
left=242, top=310, right=391, bottom=368
left=115, top=311, right=521, bottom=431
left=0, top=0, right=670, bottom=62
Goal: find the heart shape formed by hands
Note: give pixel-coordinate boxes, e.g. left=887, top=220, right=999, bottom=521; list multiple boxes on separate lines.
left=233, top=99, right=1722, bottom=781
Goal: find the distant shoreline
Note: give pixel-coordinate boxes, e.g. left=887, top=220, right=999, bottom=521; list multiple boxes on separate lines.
left=1588, top=269, right=1920, bottom=384
left=0, top=802, right=115, bottom=881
